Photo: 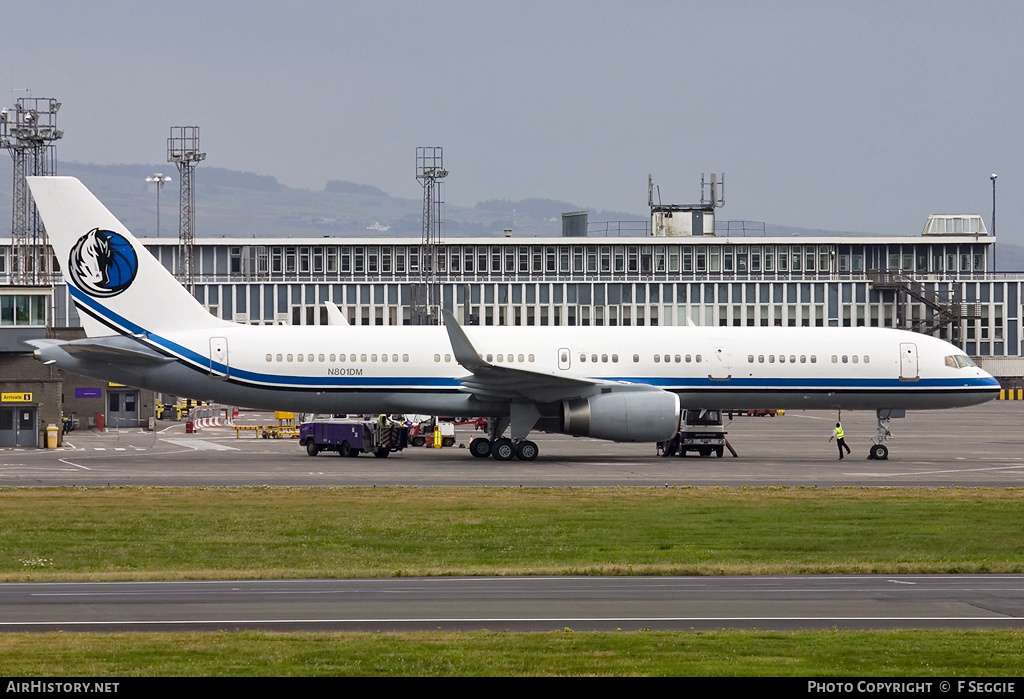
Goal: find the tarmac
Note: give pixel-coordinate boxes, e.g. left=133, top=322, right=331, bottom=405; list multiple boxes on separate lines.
left=1, top=400, right=1021, bottom=488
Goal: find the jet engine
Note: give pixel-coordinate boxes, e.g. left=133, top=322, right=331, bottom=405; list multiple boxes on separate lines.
left=560, top=389, right=680, bottom=442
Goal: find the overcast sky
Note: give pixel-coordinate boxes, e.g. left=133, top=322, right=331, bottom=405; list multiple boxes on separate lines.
left=4, top=1, right=1022, bottom=245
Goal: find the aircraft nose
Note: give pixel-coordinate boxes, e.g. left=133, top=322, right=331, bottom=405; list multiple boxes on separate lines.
left=978, top=368, right=1000, bottom=387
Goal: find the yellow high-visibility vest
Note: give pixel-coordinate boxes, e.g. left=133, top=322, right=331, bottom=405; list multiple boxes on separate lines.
left=835, top=426, right=844, bottom=440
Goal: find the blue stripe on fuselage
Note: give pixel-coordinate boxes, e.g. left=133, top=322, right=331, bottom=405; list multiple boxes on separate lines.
left=69, top=286, right=1000, bottom=394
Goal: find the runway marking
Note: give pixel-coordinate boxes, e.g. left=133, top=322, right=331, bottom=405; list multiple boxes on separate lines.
left=160, top=438, right=239, bottom=451
left=846, top=464, right=1024, bottom=477
left=58, top=459, right=91, bottom=471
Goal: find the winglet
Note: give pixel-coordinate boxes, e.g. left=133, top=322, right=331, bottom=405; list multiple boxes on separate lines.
left=442, top=310, right=486, bottom=371
left=324, top=301, right=349, bottom=325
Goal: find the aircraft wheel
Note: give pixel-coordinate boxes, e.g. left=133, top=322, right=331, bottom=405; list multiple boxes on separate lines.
left=869, top=444, right=888, bottom=460
left=515, top=440, right=539, bottom=461
left=715, top=446, right=724, bottom=458
left=305, top=441, right=319, bottom=457
left=470, top=437, right=492, bottom=458
left=492, top=438, right=515, bottom=461
left=338, top=441, right=352, bottom=458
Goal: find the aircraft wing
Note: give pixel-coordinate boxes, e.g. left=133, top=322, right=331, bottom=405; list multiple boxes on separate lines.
left=442, top=310, right=623, bottom=403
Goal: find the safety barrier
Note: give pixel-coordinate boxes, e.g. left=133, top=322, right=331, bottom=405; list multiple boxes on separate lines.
left=998, top=389, right=1024, bottom=400
left=184, top=406, right=237, bottom=433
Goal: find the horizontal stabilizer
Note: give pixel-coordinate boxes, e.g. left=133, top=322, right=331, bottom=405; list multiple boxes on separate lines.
left=28, top=336, right=172, bottom=365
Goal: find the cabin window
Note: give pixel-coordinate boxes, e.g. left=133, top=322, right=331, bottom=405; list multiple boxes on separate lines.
left=632, top=354, right=639, bottom=363
left=831, top=355, right=838, bottom=363
left=654, top=355, right=661, bottom=363
left=297, top=354, right=304, bottom=362
left=581, top=354, right=587, bottom=363
left=276, top=354, right=283, bottom=362
left=612, top=354, right=619, bottom=362
left=674, top=355, right=681, bottom=363
left=287, top=354, right=294, bottom=362
left=747, top=355, right=754, bottom=363
left=319, top=354, right=325, bottom=362
left=265, top=354, right=272, bottom=362
left=758, top=355, right=764, bottom=363
left=842, top=355, right=848, bottom=363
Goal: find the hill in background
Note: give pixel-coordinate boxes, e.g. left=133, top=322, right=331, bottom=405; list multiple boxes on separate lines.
left=0, top=162, right=643, bottom=240
left=0, top=162, right=1020, bottom=269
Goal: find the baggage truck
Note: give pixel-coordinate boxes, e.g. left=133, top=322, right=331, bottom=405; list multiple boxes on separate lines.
left=300, top=418, right=409, bottom=458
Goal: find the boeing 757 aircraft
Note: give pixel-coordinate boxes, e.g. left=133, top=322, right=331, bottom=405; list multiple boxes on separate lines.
left=26, top=177, right=999, bottom=461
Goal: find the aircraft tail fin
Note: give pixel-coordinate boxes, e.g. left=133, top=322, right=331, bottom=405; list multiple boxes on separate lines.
left=28, top=176, right=230, bottom=337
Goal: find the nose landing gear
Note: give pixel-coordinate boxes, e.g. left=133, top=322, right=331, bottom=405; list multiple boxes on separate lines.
left=867, top=409, right=903, bottom=460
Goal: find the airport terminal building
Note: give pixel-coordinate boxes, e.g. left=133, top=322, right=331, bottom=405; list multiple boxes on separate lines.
left=1, top=212, right=1022, bottom=445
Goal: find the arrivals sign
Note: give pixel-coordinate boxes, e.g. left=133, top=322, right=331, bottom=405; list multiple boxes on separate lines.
left=1, top=392, right=32, bottom=403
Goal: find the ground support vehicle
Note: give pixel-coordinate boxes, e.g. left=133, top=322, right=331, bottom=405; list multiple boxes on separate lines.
left=409, top=419, right=456, bottom=447
left=300, top=419, right=409, bottom=458
left=659, top=408, right=729, bottom=458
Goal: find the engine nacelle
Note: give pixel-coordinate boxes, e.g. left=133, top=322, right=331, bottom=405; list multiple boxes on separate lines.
left=560, top=389, right=681, bottom=442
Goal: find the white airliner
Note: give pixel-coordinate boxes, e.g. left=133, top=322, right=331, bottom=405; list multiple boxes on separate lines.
left=27, top=177, right=999, bottom=461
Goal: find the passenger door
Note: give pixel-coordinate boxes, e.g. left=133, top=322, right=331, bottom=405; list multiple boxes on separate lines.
left=899, top=342, right=919, bottom=381
left=210, top=337, right=229, bottom=379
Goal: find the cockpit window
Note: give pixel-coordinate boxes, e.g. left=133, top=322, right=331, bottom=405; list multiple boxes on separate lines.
left=945, top=354, right=977, bottom=369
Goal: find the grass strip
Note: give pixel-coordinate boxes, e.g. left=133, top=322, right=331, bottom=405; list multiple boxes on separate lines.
left=1, top=486, right=1022, bottom=580
left=1, top=629, right=1023, bottom=676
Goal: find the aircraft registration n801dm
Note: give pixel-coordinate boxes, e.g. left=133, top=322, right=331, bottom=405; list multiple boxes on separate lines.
left=27, top=177, right=999, bottom=461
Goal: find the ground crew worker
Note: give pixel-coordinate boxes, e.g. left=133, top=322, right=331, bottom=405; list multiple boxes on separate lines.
left=829, top=422, right=851, bottom=460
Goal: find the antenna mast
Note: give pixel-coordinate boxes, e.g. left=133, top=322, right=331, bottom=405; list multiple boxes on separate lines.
left=1, top=96, right=62, bottom=285
left=414, top=147, right=447, bottom=324
left=168, top=126, right=205, bottom=292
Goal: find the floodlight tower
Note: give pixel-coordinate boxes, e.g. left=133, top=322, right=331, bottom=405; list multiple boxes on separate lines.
left=414, top=147, right=447, bottom=325
left=1, top=97, right=62, bottom=285
left=168, top=126, right=205, bottom=292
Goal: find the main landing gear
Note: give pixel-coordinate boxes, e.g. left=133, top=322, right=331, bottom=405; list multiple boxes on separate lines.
left=469, top=436, right=539, bottom=461
left=470, top=409, right=541, bottom=460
